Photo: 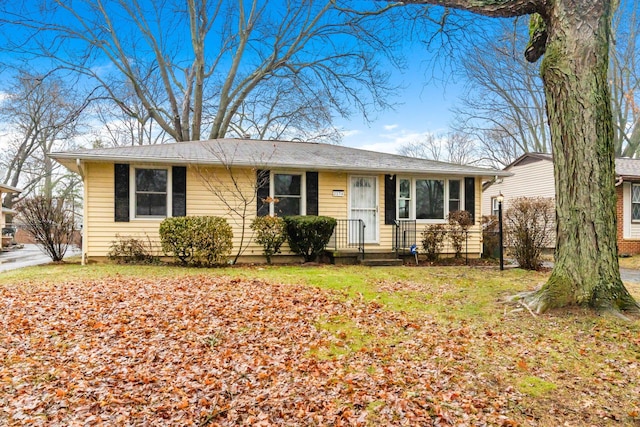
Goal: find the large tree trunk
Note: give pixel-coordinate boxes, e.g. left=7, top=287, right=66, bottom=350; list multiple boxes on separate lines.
left=525, top=0, right=639, bottom=314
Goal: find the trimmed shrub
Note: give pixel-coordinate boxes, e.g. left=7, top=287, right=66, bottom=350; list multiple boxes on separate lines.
left=108, top=234, right=158, bottom=264
left=192, top=216, right=233, bottom=266
left=448, top=210, right=473, bottom=258
left=159, top=217, right=193, bottom=264
left=283, top=215, right=337, bottom=262
left=159, top=216, right=233, bottom=266
left=251, top=216, right=287, bottom=264
left=504, top=197, right=554, bottom=270
left=421, top=224, right=446, bottom=261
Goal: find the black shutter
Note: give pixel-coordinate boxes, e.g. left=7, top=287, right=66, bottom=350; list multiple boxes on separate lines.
left=172, top=166, right=187, bottom=217
left=306, top=171, right=318, bottom=216
left=114, top=164, right=130, bottom=222
left=384, top=174, right=396, bottom=225
left=464, top=177, right=476, bottom=224
left=256, top=169, right=270, bottom=216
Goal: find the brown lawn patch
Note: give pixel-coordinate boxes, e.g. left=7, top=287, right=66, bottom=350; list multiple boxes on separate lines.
left=1, top=275, right=521, bottom=426
left=1, top=267, right=639, bottom=426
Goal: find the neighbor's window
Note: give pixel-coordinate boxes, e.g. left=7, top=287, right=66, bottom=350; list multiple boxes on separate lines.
left=135, top=168, right=168, bottom=217
left=449, top=179, right=461, bottom=213
left=632, top=184, right=640, bottom=221
left=274, top=173, right=302, bottom=216
left=398, top=178, right=411, bottom=219
left=415, top=179, right=445, bottom=220
left=491, top=197, right=500, bottom=217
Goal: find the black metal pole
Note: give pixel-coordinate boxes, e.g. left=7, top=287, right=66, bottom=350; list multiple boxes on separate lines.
left=498, top=200, right=504, bottom=271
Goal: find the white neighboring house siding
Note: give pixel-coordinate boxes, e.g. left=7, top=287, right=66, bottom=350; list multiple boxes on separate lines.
left=482, top=157, right=556, bottom=216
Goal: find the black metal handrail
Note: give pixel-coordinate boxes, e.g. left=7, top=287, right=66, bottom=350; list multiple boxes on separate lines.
left=393, top=220, right=417, bottom=257
left=394, top=220, right=490, bottom=263
left=331, top=219, right=365, bottom=260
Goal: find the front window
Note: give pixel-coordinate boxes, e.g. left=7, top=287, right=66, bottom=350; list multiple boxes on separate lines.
left=274, top=173, right=302, bottom=216
left=449, top=180, right=461, bottom=212
left=135, top=168, right=167, bottom=217
left=398, top=179, right=411, bottom=219
left=416, top=179, right=444, bottom=219
left=632, top=184, right=640, bottom=221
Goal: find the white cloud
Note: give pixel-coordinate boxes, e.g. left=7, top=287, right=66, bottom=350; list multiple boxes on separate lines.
left=339, top=128, right=361, bottom=139
left=383, top=124, right=398, bottom=131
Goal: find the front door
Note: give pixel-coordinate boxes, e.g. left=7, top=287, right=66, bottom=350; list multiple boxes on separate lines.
left=350, top=176, right=378, bottom=243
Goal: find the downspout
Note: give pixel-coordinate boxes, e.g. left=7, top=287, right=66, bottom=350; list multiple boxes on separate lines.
left=76, top=159, right=87, bottom=266
left=615, top=176, right=623, bottom=186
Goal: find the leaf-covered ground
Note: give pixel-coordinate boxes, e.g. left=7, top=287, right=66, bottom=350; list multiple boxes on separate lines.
left=1, top=266, right=639, bottom=426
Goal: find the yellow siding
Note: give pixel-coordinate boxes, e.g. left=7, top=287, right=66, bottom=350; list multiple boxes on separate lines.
left=83, top=162, right=484, bottom=260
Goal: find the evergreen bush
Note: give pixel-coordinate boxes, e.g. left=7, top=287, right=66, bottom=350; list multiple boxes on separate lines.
left=283, top=216, right=337, bottom=262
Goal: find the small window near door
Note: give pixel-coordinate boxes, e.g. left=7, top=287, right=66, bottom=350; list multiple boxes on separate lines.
left=274, top=173, right=302, bottom=216
left=398, top=179, right=411, bottom=219
left=449, top=180, right=461, bottom=212
left=632, top=184, right=640, bottom=221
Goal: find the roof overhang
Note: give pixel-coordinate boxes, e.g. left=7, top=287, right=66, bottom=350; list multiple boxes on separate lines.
left=51, top=152, right=512, bottom=179
left=0, top=184, right=22, bottom=194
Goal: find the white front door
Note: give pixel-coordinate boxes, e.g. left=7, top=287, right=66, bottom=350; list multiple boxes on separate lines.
left=350, top=176, right=378, bottom=243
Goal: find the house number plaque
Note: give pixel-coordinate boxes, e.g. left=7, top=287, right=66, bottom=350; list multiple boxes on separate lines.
left=332, top=190, right=345, bottom=197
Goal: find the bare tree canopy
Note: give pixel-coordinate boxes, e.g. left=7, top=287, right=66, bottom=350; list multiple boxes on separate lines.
left=452, top=1, right=639, bottom=167
left=396, top=0, right=639, bottom=315
left=0, top=72, right=85, bottom=207
left=0, top=0, right=403, bottom=143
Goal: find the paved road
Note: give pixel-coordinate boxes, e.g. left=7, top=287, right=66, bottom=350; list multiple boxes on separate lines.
left=0, top=244, right=81, bottom=273
left=620, top=268, right=640, bottom=283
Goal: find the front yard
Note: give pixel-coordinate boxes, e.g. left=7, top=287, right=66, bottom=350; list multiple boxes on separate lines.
left=1, top=264, right=639, bottom=426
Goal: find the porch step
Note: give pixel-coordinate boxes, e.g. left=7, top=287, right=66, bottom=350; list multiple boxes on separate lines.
left=359, top=258, right=403, bottom=267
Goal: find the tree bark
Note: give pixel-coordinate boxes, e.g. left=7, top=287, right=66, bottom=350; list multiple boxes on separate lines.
left=526, top=0, right=638, bottom=314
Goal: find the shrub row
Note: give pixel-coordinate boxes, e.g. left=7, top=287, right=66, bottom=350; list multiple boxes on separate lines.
left=251, top=215, right=336, bottom=263
left=157, top=215, right=336, bottom=266
left=420, top=210, right=473, bottom=261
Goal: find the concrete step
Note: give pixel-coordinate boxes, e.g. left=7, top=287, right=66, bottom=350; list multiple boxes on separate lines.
left=359, top=258, right=403, bottom=267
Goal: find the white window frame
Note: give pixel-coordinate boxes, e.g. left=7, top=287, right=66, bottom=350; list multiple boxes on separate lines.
left=397, top=178, right=412, bottom=220
left=491, top=197, right=500, bottom=217
left=130, top=165, right=173, bottom=220
left=632, top=183, right=640, bottom=222
left=270, top=171, right=306, bottom=216
left=396, top=176, right=465, bottom=223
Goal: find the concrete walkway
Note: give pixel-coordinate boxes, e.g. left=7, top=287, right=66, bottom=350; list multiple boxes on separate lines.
left=0, top=244, right=81, bottom=273
left=538, top=259, right=640, bottom=283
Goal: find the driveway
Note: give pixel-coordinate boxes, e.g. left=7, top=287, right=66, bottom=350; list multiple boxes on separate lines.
left=0, top=244, right=80, bottom=273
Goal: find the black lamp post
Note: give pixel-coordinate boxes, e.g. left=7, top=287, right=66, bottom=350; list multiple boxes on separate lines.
left=497, top=192, right=504, bottom=271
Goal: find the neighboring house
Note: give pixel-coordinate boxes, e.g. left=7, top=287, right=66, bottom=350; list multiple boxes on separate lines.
left=0, top=183, right=22, bottom=250
left=482, top=153, right=554, bottom=218
left=50, top=138, right=508, bottom=264
left=483, top=152, right=640, bottom=254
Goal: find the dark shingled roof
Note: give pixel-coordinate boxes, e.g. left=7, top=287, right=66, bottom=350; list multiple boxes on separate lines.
left=51, top=138, right=510, bottom=177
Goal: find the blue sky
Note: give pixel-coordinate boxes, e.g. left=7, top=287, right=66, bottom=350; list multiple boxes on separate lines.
left=339, top=69, right=463, bottom=154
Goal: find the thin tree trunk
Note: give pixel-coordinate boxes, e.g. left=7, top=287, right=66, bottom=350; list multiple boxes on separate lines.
left=525, top=0, right=639, bottom=314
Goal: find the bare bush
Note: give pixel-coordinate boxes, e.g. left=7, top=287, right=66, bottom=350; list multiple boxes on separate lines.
left=504, top=197, right=554, bottom=270
left=421, top=224, right=446, bottom=261
left=448, top=210, right=473, bottom=258
left=16, top=196, right=76, bottom=262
